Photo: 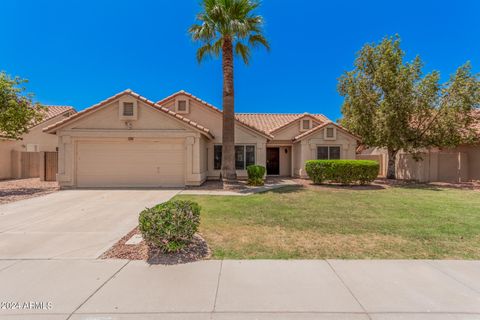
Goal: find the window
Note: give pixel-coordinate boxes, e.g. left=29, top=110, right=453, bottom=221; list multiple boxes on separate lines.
left=177, top=100, right=187, bottom=112
left=213, top=145, right=256, bottom=170
left=176, top=99, right=189, bottom=113
left=302, top=119, right=311, bottom=130
left=246, top=145, right=255, bottom=167
left=317, top=146, right=341, bottom=160
left=119, top=100, right=137, bottom=120
left=326, top=127, right=334, bottom=138
left=123, top=102, right=134, bottom=116
left=235, top=146, right=244, bottom=169
left=214, top=145, right=222, bottom=170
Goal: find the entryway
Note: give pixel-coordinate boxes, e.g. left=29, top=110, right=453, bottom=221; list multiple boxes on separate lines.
left=266, top=147, right=280, bottom=175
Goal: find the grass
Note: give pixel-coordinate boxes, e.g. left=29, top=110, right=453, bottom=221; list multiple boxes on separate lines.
left=174, top=184, right=480, bottom=259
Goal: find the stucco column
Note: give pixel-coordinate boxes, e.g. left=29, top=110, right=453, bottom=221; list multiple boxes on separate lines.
left=257, top=142, right=266, bottom=168
left=185, top=136, right=194, bottom=183
left=57, top=135, right=73, bottom=186
left=298, top=140, right=310, bottom=178
left=192, top=136, right=200, bottom=175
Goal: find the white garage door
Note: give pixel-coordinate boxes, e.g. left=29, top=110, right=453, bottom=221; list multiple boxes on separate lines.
left=76, top=140, right=185, bottom=187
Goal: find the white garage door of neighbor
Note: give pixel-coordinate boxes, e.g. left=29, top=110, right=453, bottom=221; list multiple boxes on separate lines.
left=76, top=140, right=185, bottom=187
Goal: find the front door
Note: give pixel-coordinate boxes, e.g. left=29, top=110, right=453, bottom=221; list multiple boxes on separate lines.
left=266, top=148, right=280, bottom=175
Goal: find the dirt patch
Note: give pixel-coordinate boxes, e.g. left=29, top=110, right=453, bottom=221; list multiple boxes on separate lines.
left=101, top=227, right=211, bottom=265
left=0, top=178, right=59, bottom=204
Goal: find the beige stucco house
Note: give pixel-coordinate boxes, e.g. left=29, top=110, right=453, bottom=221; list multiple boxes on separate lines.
left=0, top=106, right=76, bottom=180
left=359, top=111, right=480, bottom=183
left=43, top=89, right=359, bottom=188
left=360, top=144, right=480, bottom=183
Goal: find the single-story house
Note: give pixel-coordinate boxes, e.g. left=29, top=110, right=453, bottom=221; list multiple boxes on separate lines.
left=0, top=106, right=76, bottom=180
left=43, top=89, right=359, bottom=188
left=360, top=145, right=480, bottom=183
left=358, top=110, right=480, bottom=182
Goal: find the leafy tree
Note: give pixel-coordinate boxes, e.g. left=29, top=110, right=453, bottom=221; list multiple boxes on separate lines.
left=189, top=0, right=269, bottom=181
left=0, top=72, right=44, bottom=140
left=338, top=35, right=480, bottom=179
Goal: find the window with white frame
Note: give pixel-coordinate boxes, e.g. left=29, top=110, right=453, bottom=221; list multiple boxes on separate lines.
left=214, top=145, right=255, bottom=170
left=317, top=146, right=340, bottom=160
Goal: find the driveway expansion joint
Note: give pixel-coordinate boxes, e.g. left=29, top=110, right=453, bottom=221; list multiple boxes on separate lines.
left=424, top=260, right=480, bottom=295
left=212, top=259, right=224, bottom=312
left=326, top=259, right=372, bottom=320
left=66, top=260, right=131, bottom=320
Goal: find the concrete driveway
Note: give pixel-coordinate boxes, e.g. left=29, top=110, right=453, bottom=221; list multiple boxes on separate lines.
left=0, top=189, right=180, bottom=259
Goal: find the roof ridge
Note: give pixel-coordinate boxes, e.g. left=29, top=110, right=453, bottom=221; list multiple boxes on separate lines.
left=158, top=90, right=273, bottom=139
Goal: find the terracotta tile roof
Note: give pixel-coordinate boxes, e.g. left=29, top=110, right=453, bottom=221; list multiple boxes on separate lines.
left=43, top=90, right=214, bottom=139
left=235, top=113, right=330, bottom=134
left=293, top=121, right=361, bottom=142
left=42, top=105, right=75, bottom=120
left=28, top=105, right=76, bottom=129
left=158, top=90, right=274, bottom=139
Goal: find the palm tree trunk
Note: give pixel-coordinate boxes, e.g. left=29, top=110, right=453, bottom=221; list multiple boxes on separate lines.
left=221, top=37, right=237, bottom=181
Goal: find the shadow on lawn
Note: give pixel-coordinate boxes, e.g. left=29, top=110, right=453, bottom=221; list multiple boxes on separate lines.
left=266, top=185, right=305, bottom=194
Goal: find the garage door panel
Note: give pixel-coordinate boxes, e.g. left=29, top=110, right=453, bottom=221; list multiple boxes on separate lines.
left=76, top=141, right=185, bottom=187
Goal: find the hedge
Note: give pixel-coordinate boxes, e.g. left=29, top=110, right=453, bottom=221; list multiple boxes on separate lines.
left=305, top=160, right=379, bottom=185
left=247, top=165, right=266, bottom=186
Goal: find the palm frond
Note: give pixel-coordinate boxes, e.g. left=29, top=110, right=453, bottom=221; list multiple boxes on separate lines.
left=235, top=42, right=251, bottom=64
left=189, top=0, right=269, bottom=65
left=248, top=33, right=270, bottom=51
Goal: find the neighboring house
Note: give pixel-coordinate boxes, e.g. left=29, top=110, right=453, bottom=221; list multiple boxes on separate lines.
left=359, top=110, right=480, bottom=182
left=0, top=106, right=76, bottom=180
left=43, top=89, right=359, bottom=188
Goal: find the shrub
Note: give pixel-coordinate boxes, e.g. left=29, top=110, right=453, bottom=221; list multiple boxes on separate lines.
left=138, top=200, right=200, bottom=253
left=305, top=160, right=379, bottom=185
left=247, top=165, right=266, bottom=186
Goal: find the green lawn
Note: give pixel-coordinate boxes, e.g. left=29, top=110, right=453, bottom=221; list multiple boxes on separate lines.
left=175, top=185, right=480, bottom=259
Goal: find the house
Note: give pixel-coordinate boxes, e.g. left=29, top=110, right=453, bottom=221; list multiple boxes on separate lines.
left=0, top=106, right=76, bottom=180
left=43, top=89, right=359, bottom=188
left=358, top=110, right=480, bottom=182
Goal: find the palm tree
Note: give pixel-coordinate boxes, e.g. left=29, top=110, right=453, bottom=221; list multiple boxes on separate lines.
left=189, top=0, right=269, bottom=182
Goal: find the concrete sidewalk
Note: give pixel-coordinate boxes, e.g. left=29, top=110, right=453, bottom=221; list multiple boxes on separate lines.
left=1, top=259, right=480, bottom=319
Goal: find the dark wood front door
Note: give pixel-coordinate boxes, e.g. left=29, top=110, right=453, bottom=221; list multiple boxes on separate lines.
left=266, top=148, right=280, bottom=175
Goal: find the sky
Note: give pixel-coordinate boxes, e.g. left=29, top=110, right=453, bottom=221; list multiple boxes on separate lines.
left=1, top=0, right=479, bottom=121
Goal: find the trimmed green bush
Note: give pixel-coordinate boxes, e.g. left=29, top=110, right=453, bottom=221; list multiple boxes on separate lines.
left=305, top=160, right=379, bottom=185
left=139, top=200, right=200, bottom=253
left=247, top=165, right=266, bottom=186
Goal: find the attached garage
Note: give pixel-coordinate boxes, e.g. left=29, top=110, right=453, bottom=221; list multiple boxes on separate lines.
left=76, top=139, right=185, bottom=187
left=43, top=90, right=214, bottom=188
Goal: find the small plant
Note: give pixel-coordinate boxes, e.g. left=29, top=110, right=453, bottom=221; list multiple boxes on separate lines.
left=139, top=200, right=200, bottom=253
left=247, top=165, right=266, bottom=186
left=305, top=160, right=379, bottom=185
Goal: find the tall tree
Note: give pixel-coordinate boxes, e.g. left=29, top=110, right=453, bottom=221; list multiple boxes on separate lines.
left=338, top=35, right=480, bottom=179
left=189, top=0, right=269, bottom=181
left=0, top=72, right=44, bottom=140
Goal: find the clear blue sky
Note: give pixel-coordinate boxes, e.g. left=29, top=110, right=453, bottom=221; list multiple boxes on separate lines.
left=1, top=0, right=479, bottom=121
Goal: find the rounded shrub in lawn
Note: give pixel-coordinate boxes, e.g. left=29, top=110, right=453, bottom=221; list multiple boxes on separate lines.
left=138, top=200, right=200, bottom=253
left=247, top=165, right=266, bottom=186
left=305, top=160, right=379, bottom=185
